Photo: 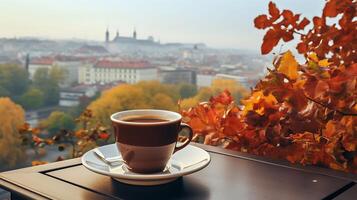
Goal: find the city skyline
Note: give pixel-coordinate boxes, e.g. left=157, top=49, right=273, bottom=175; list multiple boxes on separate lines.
left=1, top=0, right=324, bottom=50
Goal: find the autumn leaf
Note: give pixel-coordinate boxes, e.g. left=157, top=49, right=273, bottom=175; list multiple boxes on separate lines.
left=318, top=59, right=332, bottom=67
left=277, top=51, right=299, bottom=80
left=254, top=15, right=270, bottom=29
left=296, top=42, right=308, bottom=53
left=296, top=17, right=310, bottom=30
left=268, top=2, right=280, bottom=20
left=261, top=29, right=280, bottom=54
left=323, top=0, right=338, bottom=17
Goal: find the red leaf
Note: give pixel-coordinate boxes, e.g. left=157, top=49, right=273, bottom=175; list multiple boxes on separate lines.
left=313, top=17, right=324, bottom=27
left=282, top=31, right=294, bottom=42
left=268, top=2, right=280, bottom=20
left=99, top=132, right=109, bottom=139
left=296, top=17, right=310, bottom=30
left=296, top=42, right=308, bottom=53
left=261, top=29, right=281, bottom=54
left=282, top=10, right=295, bottom=24
left=323, top=0, right=338, bottom=17
left=254, top=15, right=270, bottom=29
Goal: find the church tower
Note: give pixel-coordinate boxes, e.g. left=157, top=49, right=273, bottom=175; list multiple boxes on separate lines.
left=133, top=28, right=137, bottom=39
left=105, top=28, right=110, bottom=43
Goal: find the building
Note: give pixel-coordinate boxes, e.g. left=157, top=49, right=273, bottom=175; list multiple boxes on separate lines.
left=215, top=74, right=249, bottom=88
left=28, top=56, right=80, bottom=87
left=78, top=59, right=158, bottom=84
left=59, top=84, right=98, bottom=107
left=28, top=57, right=54, bottom=79
left=107, top=28, right=159, bottom=46
left=160, top=68, right=196, bottom=85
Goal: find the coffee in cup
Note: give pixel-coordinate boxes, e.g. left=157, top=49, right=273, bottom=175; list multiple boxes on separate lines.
left=111, top=109, right=193, bottom=174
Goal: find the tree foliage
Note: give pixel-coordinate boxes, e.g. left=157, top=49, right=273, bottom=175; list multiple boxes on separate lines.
left=179, top=83, right=198, bottom=99
left=182, top=0, right=356, bottom=173
left=0, top=98, right=26, bottom=168
left=88, top=81, right=180, bottom=125
left=0, top=64, right=29, bottom=97
left=19, top=88, right=44, bottom=110
left=180, top=79, right=248, bottom=110
left=33, top=68, right=60, bottom=106
left=20, top=109, right=111, bottom=161
left=40, top=111, right=75, bottom=136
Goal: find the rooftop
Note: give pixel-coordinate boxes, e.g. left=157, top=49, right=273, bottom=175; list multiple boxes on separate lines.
left=94, top=60, right=154, bottom=69
left=30, top=57, right=55, bottom=65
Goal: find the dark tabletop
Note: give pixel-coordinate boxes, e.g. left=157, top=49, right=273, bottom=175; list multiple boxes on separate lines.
left=0, top=143, right=356, bottom=200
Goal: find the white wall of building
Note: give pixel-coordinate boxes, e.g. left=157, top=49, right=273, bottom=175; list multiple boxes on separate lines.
left=28, top=64, right=51, bottom=79
left=197, top=74, right=214, bottom=87
left=78, top=65, right=158, bottom=84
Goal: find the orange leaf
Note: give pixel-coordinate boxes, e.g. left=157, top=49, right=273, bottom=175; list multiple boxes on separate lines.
left=296, top=42, right=308, bottom=54
left=323, top=0, right=338, bottom=17
left=313, top=17, right=324, bottom=27
left=268, top=2, right=280, bottom=20
left=254, top=15, right=270, bottom=29
left=277, top=51, right=299, bottom=80
left=261, top=29, right=280, bottom=54
left=296, top=17, right=310, bottom=30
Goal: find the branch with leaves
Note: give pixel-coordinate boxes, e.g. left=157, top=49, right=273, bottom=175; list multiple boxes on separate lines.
left=181, top=0, right=356, bottom=173
left=19, top=109, right=112, bottom=165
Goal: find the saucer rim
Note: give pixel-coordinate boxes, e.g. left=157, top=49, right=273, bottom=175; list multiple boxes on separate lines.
left=81, top=144, right=211, bottom=181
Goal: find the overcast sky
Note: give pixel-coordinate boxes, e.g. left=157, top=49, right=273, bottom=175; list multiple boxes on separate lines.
left=1, top=0, right=325, bottom=50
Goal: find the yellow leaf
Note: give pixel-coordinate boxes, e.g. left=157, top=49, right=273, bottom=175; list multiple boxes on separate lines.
left=318, top=59, right=332, bottom=67
left=278, top=51, right=299, bottom=80
left=308, top=52, right=319, bottom=62
left=242, top=91, right=277, bottom=115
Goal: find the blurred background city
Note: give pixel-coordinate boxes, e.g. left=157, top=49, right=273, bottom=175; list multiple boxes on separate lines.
left=0, top=0, right=325, bottom=176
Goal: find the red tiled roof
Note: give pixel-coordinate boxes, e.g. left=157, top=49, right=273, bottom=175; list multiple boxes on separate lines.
left=30, top=57, right=55, bottom=65
left=94, top=60, right=154, bottom=69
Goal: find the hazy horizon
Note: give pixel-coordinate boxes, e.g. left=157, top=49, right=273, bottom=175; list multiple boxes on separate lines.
left=1, top=0, right=324, bottom=50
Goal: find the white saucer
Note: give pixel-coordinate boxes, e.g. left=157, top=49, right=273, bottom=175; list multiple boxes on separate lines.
left=81, top=144, right=211, bottom=186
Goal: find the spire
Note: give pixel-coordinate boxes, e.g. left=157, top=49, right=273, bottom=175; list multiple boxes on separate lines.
left=105, top=27, right=110, bottom=43
left=116, top=29, right=119, bottom=38
left=133, top=27, right=137, bottom=39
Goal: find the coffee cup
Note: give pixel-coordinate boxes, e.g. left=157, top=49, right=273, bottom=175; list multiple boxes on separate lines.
left=111, top=109, right=193, bottom=174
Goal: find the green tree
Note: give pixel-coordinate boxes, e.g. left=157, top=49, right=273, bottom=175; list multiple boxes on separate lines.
left=40, top=111, right=75, bottom=136
left=50, top=65, right=68, bottom=85
left=33, top=68, right=60, bottom=106
left=179, top=83, right=197, bottom=99
left=0, top=64, right=29, bottom=97
left=0, top=85, right=10, bottom=97
left=0, top=97, right=26, bottom=169
left=19, top=88, right=44, bottom=110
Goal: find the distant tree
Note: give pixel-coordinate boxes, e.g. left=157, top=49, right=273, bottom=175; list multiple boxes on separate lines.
left=0, top=98, right=26, bottom=168
left=152, top=93, right=177, bottom=110
left=33, top=68, right=60, bottom=106
left=0, top=64, right=29, bottom=97
left=137, top=81, right=180, bottom=101
left=88, top=84, right=149, bottom=125
left=211, top=79, right=249, bottom=101
left=20, top=88, right=44, bottom=110
left=0, top=85, right=10, bottom=97
left=180, top=80, right=248, bottom=110
left=50, top=65, right=68, bottom=85
left=179, top=83, right=197, bottom=98
left=88, top=81, right=180, bottom=125
left=40, top=111, right=75, bottom=136
left=179, top=87, right=214, bottom=110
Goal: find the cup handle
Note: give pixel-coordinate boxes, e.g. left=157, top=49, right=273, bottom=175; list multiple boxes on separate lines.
left=174, top=123, right=193, bottom=153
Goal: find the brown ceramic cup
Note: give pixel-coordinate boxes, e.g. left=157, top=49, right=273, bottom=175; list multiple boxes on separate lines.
left=111, top=109, right=193, bottom=174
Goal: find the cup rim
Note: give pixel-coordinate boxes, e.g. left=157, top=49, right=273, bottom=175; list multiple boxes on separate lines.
left=110, top=109, right=182, bottom=126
